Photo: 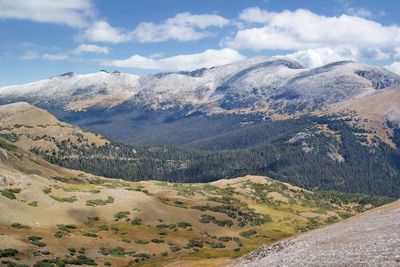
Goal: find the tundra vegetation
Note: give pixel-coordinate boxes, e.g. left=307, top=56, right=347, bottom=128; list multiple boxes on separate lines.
left=0, top=171, right=393, bottom=267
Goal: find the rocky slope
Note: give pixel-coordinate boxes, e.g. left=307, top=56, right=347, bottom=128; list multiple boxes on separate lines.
left=235, top=200, right=400, bottom=267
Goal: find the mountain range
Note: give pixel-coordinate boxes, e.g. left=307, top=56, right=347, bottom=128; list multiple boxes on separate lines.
left=1, top=56, right=400, bottom=266
left=1, top=57, right=400, bottom=146
left=1, top=57, right=400, bottom=198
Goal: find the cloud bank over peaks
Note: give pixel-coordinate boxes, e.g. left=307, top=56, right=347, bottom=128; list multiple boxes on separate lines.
left=103, top=48, right=245, bottom=71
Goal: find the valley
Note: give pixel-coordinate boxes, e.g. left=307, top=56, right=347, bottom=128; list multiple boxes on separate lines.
left=1, top=57, right=400, bottom=266
left=3, top=1, right=400, bottom=266
left=0, top=138, right=393, bottom=266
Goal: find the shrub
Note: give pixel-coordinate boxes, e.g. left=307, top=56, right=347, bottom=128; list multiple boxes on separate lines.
left=86, top=196, right=114, bottom=207
left=209, top=242, right=225, bottom=248
left=28, top=236, right=46, bottom=247
left=0, top=248, right=18, bottom=258
left=0, top=139, right=16, bottom=150
left=156, top=223, right=176, bottom=229
left=11, top=223, right=30, bottom=229
left=57, top=224, right=77, bottom=232
left=66, top=255, right=97, bottom=265
left=151, top=239, right=164, bottom=244
left=135, top=240, right=148, bottom=245
left=28, top=201, right=38, bottom=207
left=109, top=247, right=126, bottom=257
left=239, top=230, right=257, bottom=238
left=0, top=188, right=21, bottom=200
left=49, top=195, right=77, bottom=203
left=170, top=246, right=181, bottom=252
left=1, top=260, right=28, bottom=267
left=82, top=232, right=97, bottom=238
left=218, top=236, right=232, bottom=242
left=129, top=253, right=149, bottom=259
left=131, top=218, right=142, bottom=225
left=98, top=225, right=109, bottom=231
left=186, top=239, right=203, bottom=248
left=216, top=219, right=233, bottom=227
left=42, top=187, right=52, bottom=194
left=113, top=211, right=130, bottom=221
left=177, top=221, right=192, bottom=228
left=33, top=258, right=65, bottom=267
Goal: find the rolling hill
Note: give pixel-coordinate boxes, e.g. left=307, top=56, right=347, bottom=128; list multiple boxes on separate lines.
left=0, top=138, right=394, bottom=267
left=1, top=102, right=400, bottom=198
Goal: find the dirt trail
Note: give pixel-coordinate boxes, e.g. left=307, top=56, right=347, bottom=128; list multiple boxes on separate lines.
left=236, top=200, right=400, bottom=267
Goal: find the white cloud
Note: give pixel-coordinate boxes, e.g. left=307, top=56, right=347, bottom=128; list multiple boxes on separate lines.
left=42, top=53, right=69, bottom=61
left=76, top=20, right=131, bottom=43
left=133, top=12, right=229, bottom=42
left=228, top=7, right=400, bottom=52
left=385, top=62, right=400, bottom=75
left=75, top=44, right=110, bottom=54
left=103, top=48, right=245, bottom=70
left=281, top=47, right=359, bottom=68
left=19, top=50, right=40, bottom=60
left=394, top=48, right=400, bottom=60
left=0, top=0, right=94, bottom=28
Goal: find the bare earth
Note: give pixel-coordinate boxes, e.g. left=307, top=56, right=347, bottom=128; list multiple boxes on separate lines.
left=236, top=200, right=400, bottom=267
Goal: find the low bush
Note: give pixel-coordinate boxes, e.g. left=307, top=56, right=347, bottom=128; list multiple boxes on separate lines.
left=239, top=230, right=257, bottom=238
left=0, top=188, right=21, bottom=200
left=11, top=223, right=30, bottom=229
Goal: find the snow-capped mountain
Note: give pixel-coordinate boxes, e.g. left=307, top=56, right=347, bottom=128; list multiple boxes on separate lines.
left=0, top=71, right=140, bottom=111
left=1, top=57, right=399, bottom=115
left=1, top=58, right=400, bottom=113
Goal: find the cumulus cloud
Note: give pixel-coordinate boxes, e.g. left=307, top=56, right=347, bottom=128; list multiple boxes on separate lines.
left=103, top=48, right=245, bottom=70
left=281, top=47, right=359, bottom=68
left=0, top=0, right=94, bottom=28
left=76, top=20, right=131, bottom=43
left=133, top=12, right=229, bottom=42
left=75, top=44, right=110, bottom=54
left=385, top=62, right=400, bottom=75
left=228, top=7, right=400, bottom=52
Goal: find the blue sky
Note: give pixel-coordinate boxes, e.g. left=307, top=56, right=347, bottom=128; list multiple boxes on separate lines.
left=0, top=0, right=400, bottom=86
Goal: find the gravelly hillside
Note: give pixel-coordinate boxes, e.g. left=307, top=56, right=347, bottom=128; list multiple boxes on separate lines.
left=236, top=200, right=400, bottom=267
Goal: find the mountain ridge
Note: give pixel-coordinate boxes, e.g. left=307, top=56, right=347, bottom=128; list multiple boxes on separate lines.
left=1, top=57, right=398, bottom=115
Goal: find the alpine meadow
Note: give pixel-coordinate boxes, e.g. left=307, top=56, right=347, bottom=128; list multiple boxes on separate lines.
left=0, top=1, right=399, bottom=266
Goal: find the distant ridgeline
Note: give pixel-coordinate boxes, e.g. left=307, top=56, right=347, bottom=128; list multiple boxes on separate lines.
left=31, top=114, right=400, bottom=198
